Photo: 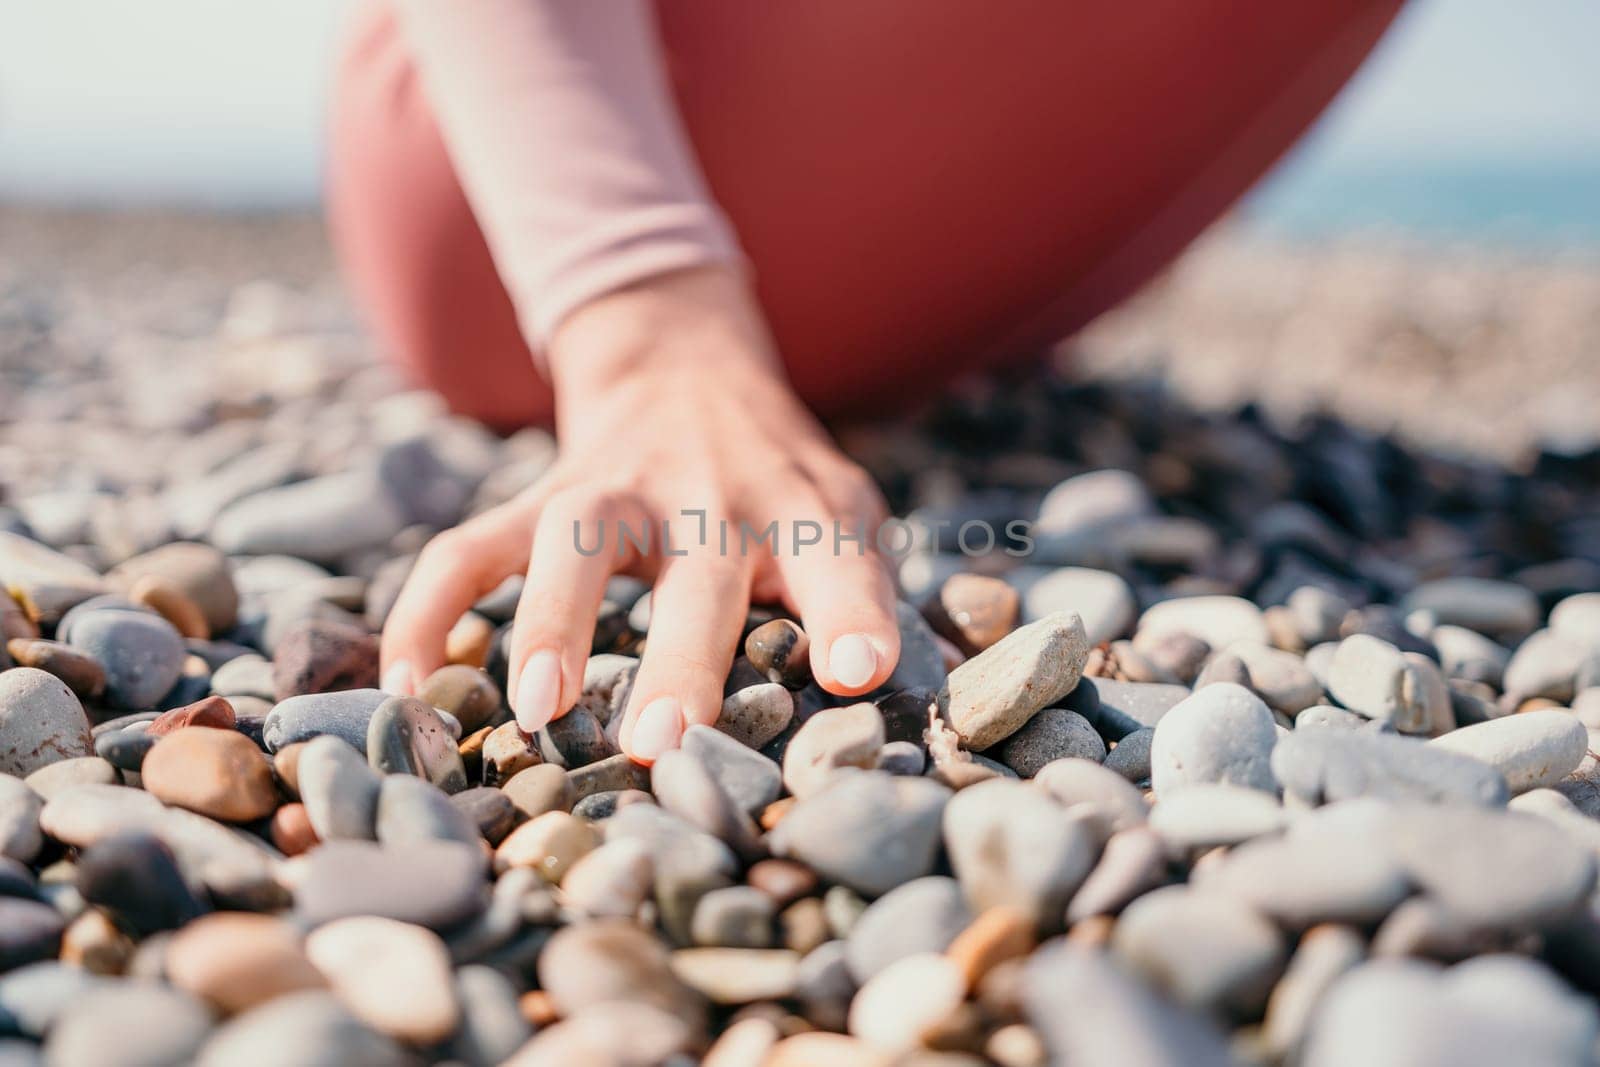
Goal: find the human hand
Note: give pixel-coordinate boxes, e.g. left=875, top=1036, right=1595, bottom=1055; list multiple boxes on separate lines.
left=380, top=266, right=902, bottom=762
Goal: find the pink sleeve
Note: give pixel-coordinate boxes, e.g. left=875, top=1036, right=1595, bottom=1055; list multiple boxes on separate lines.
left=393, top=0, right=744, bottom=353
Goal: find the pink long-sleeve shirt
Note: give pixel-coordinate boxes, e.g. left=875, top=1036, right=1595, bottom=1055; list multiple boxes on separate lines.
left=395, top=0, right=741, bottom=351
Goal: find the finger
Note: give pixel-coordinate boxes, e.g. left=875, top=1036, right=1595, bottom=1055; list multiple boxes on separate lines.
left=379, top=501, right=541, bottom=695
left=507, top=487, right=649, bottom=734
left=619, top=548, right=752, bottom=764
left=773, top=478, right=901, bottom=696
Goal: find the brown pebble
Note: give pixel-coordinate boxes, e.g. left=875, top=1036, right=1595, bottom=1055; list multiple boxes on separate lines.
left=759, top=797, right=798, bottom=831
left=270, top=803, right=320, bottom=856
left=60, top=909, right=133, bottom=975
left=142, top=727, right=279, bottom=822
left=747, top=858, right=819, bottom=907
left=271, top=618, right=379, bottom=702
left=928, top=574, right=1019, bottom=655
left=148, top=695, right=236, bottom=738
left=503, top=763, right=575, bottom=819
left=766, top=1033, right=891, bottom=1067
left=518, top=989, right=561, bottom=1027
left=166, top=913, right=326, bottom=1013
left=273, top=742, right=309, bottom=797
left=482, top=721, right=542, bottom=786
left=5, top=638, right=106, bottom=701
left=779, top=898, right=831, bottom=955
left=1065, top=914, right=1115, bottom=949
left=1, top=594, right=38, bottom=642
left=445, top=612, right=495, bottom=669
left=1262, top=605, right=1305, bottom=654
left=419, top=664, right=503, bottom=734
left=946, top=907, right=1035, bottom=991
left=745, top=619, right=812, bottom=689
left=129, top=574, right=210, bottom=640
left=1517, top=697, right=1562, bottom=713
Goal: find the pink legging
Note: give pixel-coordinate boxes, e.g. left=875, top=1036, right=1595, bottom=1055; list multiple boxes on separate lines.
left=328, top=0, right=1402, bottom=431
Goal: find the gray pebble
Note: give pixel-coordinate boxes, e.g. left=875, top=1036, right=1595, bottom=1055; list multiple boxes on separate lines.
left=296, top=735, right=380, bottom=841
left=996, top=707, right=1106, bottom=777
left=366, top=695, right=467, bottom=793
left=782, top=703, right=884, bottom=799
left=262, top=688, right=389, bottom=753
left=0, top=669, right=93, bottom=778
left=690, top=885, right=775, bottom=949
left=716, top=683, right=794, bottom=751
left=1033, top=757, right=1147, bottom=830
left=770, top=770, right=949, bottom=898
left=1150, top=683, right=1278, bottom=796
left=680, top=724, right=781, bottom=815
left=1103, top=728, right=1154, bottom=783
left=375, top=773, right=481, bottom=846
left=1429, top=708, right=1588, bottom=793
left=194, top=990, right=410, bottom=1067
left=1272, top=729, right=1509, bottom=808
left=1112, top=885, right=1286, bottom=1019
left=845, top=876, right=970, bottom=983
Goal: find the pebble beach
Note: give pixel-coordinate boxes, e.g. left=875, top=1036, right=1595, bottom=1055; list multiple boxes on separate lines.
left=2, top=207, right=1600, bottom=1066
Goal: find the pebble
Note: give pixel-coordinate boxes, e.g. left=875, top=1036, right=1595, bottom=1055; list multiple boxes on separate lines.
left=1137, top=596, right=1268, bottom=650
left=690, top=884, right=774, bottom=948
left=1019, top=567, right=1136, bottom=646
left=75, top=831, right=208, bottom=936
left=1430, top=624, right=1511, bottom=687
left=505, top=1002, right=696, bottom=1066
left=929, top=573, right=1020, bottom=654
left=261, top=688, right=389, bottom=753
left=881, top=600, right=949, bottom=695
left=0, top=898, right=65, bottom=972
left=480, top=720, right=541, bottom=786
left=110, top=541, right=239, bottom=635
left=651, top=747, right=763, bottom=861
left=0, top=775, right=43, bottom=864
left=718, top=683, right=796, bottom=750
left=1195, top=641, right=1322, bottom=715
left=1112, top=885, right=1286, bottom=1018
left=845, top=875, right=970, bottom=982
left=0, top=668, right=93, bottom=777
left=1327, top=634, right=1450, bottom=734
left=1034, top=469, right=1153, bottom=540
left=306, top=916, right=461, bottom=1044
left=1504, top=628, right=1593, bottom=703
left=295, top=840, right=488, bottom=930
left=1150, top=683, right=1279, bottom=795
left=681, top=724, right=783, bottom=815
left=939, top=612, right=1090, bottom=750
left=501, top=762, right=574, bottom=819
left=567, top=751, right=651, bottom=800
left=1103, top=728, right=1154, bottom=782
left=0, top=532, right=104, bottom=624
left=140, top=726, right=279, bottom=823
left=1260, top=924, right=1366, bottom=1061
left=165, top=912, right=326, bottom=1013
left=296, top=735, right=380, bottom=841
left=1148, top=784, right=1288, bottom=850
left=63, top=605, right=187, bottom=710
left=1066, top=826, right=1171, bottom=923
left=536, top=918, right=705, bottom=1026
left=44, top=983, right=214, bottom=1067
left=375, top=773, right=480, bottom=846
left=495, top=811, right=598, bottom=882
left=1197, top=828, right=1410, bottom=926
left=671, top=947, right=800, bottom=1004
left=193, top=990, right=411, bottom=1067
left=271, top=618, right=379, bottom=701
left=560, top=837, right=655, bottom=919
left=147, top=694, right=236, bottom=736
left=210, top=469, right=407, bottom=564
left=449, top=786, right=519, bottom=844
left=847, top=952, right=966, bottom=1053
left=1032, top=757, right=1148, bottom=830
left=4, top=639, right=106, bottom=701
left=209, top=653, right=276, bottom=701
left=417, top=664, right=501, bottom=734
left=943, top=779, right=1100, bottom=931
left=1065, top=678, right=1190, bottom=738
left=875, top=739, right=926, bottom=775
left=1400, top=577, right=1540, bottom=640
left=770, top=770, right=950, bottom=897
left=1272, top=728, right=1510, bottom=807
left=269, top=804, right=319, bottom=856
left=366, top=695, right=468, bottom=793
left=995, top=708, right=1106, bottom=777
left=449, top=965, right=532, bottom=1066
left=1428, top=708, right=1588, bottom=793
left=782, top=703, right=885, bottom=798
left=745, top=619, right=812, bottom=688
left=536, top=707, right=615, bottom=768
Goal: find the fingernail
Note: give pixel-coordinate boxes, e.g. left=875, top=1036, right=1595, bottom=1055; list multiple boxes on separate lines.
left=513, top=650, right=562, bottom=734
left=630, top=697, right=683, bottom=761
left=829, top=633, right=878, bottom=688
left=381, top=660, right=413, bottom=696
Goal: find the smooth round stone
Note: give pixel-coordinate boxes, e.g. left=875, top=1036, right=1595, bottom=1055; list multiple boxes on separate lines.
left=1504, top=629, right=1593, bottom=703
left=296, top=735, right=380, bottom=841
left=845, top=876, right=970, bottom=982
left=1551, top=593, right=1600, bottom=650
left=1294, top=705, right=1370, bottom=730
left=501, top=763, right=574, bottom=820
left=1066, top=826, right=1170, bottom=923
left=1035, top=469, right=1153, bottom=537
left=449, top=787, right=517, bottom=845
left=1033, top=757, right=1148, bottom=830
left=1431, top=625, right=1511, bottom=687
left=769, top=770, right=950, bottom=898
left=262, top=688, right=388, bottom=754
left=1149, top=784, right=1287, bottom=850
left=148, top=695, right=236, bottom=737
left=1196, top=642, right=1322, bottom=716
left=0, top=962, right=114, bottom=1038
left=943, top=778, right=1100, bottom=931
left=1064, top=678, right=1190, bottom=739
left=573, top=788, right=653, bottom=822
left=75, top=832, right=207, bottom=936
left=1400, top=578, right=1540, bottom=641
left=1273, top=729, right=1510, bottom=808
left=652, top=749, right=762, bottom=861
left=1327, top=634, right=1449, bottom=735
left=109, top=541, right=239, bottom=635
left=718, top=684, right=795, bottom=750
left=1302, top=956, right=1600, bottom=1067
left=61, top=914, right=130, bottom=975
left=671, top=947, right=800, bottom=1004
left=878, top=600, right=948, bottom=696
left=306, top=916, right=461, bottom=1044
left=194, top=991, right=411, bottom=1067
left=567, top=752, right=651, bottom=800
left=211, top=470, right=406, bottom=564
left=995, top=708, right=1106, bottom=777
left=0, top=776, right=43, bottom=865
left=1150, top=683, right=1278, bottom=796
left=929, top=574, right=1021, bottom=655
left=680, top=724, right=782, bottom=816
left=1429, top=709, right=1588, bottom=793
left=376, top=773, right=480, bottom=846
left=366, top=695, right=467, bottom=793
left=1019, top=567, right=1135, bottom=646
left=0, top=898, right=65, bottom=971
left=1138, top=596, right=1269, bottom=650
left=295, top=840, right=488, bottom=931
left=448, top=965, right=532, bottom=1067
left=0, top=532, right=104, bottom=623
left=209, top=654, right=275, bottom=702
left=141, top=726, right=278, bottom=823
left=417, top=665, right=501, bottom=734
left=745, top=619, right=812, bottom=689
left=536, top=918, right=706, bottom=1024
left=875, top=740, right=926, bottom=776
left=4, top=639, right=106, bottom=702
left=1112, top=885, right=1286, bottom=1018
left=166, top=913, right=325, bottom=1014
left=63, top=609, right=186, bottom=711
left=1286, top=586, right=1353, bottom=648
left=782, top=703, right=885, bottom=798
left=572, top=654, right=638, bottom=728
left=537, top=707, right=616, bottom=769
left=93, top=726, right=157, bottom=774
left=270, top=804, right=319, bottom=856
left=847, top=952, right=965, bottom=1053
left=0, top=668, right=93, bottom=777
left=938, top=612, right=1090, bottom=750
left=503, top=1002, right=696, bottom=1066
left=44, top=983, right=213, bottom=1067
left=560, top=838, right=655, bottom=919
left=480, top=721, right=542, bottom=787
left=1198, top=829, right=1410, bottom=927
left=1103, top=728, right=1155, bottom=783
left=494, top=811, right=598, bottom=882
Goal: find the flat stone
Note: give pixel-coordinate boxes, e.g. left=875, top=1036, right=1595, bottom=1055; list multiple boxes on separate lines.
left=210, top=653, right=276, bottom=701
left=995, top=708, right=1106, bottom=777
left=141, top=726, right=278, bottom=822
left=306, top=916, right=461, bottom=1044
left=652, top=748, right=762, bottom=861
left=166, top=912, right=326, bottom=1013
left=847, top=952, right=966, bottom=1053
left=449, top=786, right=518, bottom=844
left=109, top=541, right=239, bottom=635
left=1019, top=567, right=1136, bottom=646
left=1273, top=728, right=1509, bottom=808
left=0, top=532, right=104, bottom=624
left=567, top=752, right=650, bottom=800
left=44, top=983, right=213, bottom=1067
left=1197, top=826, right=1411, bottom=927
left=1149, top=784, right=1288, bottom=850
left=671, top=947, right=800, bottom=1004
left=938, top=612, right=1089, bottom=750
left=295, top=840, right=488, bottom=931
left=1033, top=757, right=1148, bottom=830
left=147, top=694, right=236, bottom=737
left=1429, top=709, right=1588, bottom=793
left=1431, top=625, right=1511, bottom=687
left=376, top=773, right=480, bottom=846
left=1138, top=596, right=1268, bottom=649
left=194, top=990, right=411, bottom=1067
left=944, top=778, right=1100, bottom=931
left=262, top=688, right=388, bottom=753
left=1112, top=885, right=1286, bottom=1018
left=0, top=668, right=93, bottom=777
left=296, top=735, right=380, bottom=841
left=366, top=695, right=467, bottom=793
left=782, top=703, right=885, bottom=798
left=494, top=810, right=598, bottom=883
left=770, top=770, right=949, bottom=897
left=717, top=684, right=795, bottom=750
left=536, top=918, right=705, bottom=1026
left=64, top=606, right=186, bottom=710
left=680, top=724, right=782, bottom=815
left=4, top=639, right=105, bottom=701
left=845, top=875, right=970, bottom=982
left=1505, top=628, right=1594, bottom=704
left=928, top=573, right=1020, bottom=654
left=211, top=469, right=407, bottom=564
left=1401, top=577, right=1540, bottom=641
left=560, top=838, right=655, bottom=919
left=1150, top=683, right=1278, bottom=796
left=502, top=763, right=573, bottom=820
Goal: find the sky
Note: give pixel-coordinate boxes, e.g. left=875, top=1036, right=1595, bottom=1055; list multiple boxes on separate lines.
left=0, top=0, right=1596, bottom=229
